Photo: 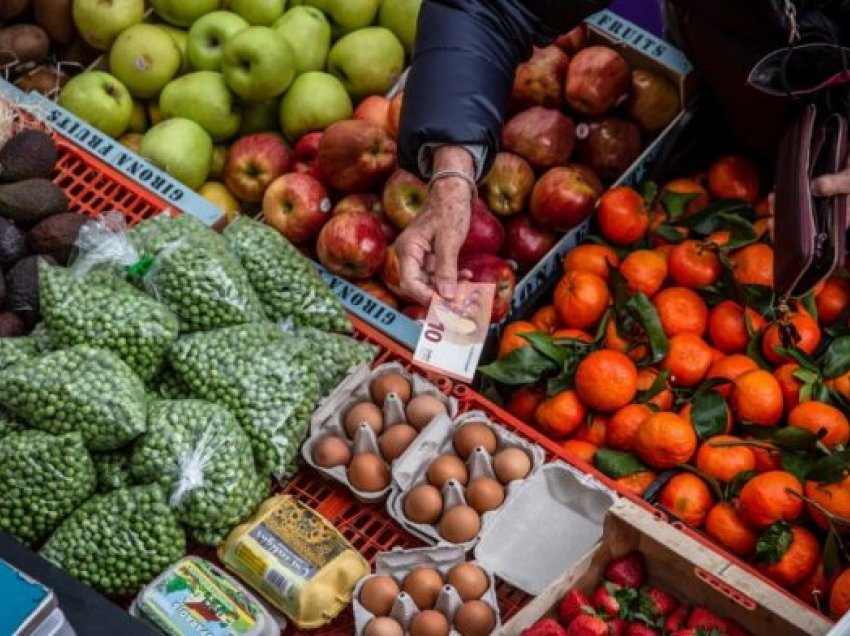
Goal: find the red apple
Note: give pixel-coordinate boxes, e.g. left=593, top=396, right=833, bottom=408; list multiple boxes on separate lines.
left=511, top=46, right=569, bottom=110
left=458, top=253, right=516, bottom=322
left=388, top=92, right=403, bottom=139
left=502, top=215, right=556, bottom=272
left=382, top=169, right=427, bottom=229
left=576, top=118, right=643, bottom=181
left=317, top=211, right=386, bottom=279
left=333, top=193, right=398, bottom=242
left=317, top=120, right=397, bottom=193
left=356, top=279, right=399, bottom=308
left=565, top=45, right=630, bottom=116
left=555, top=24, right=586, bottom=55
left=626, top=68, right=680, bottom=133
left=263, top=173, right=331, bottom=244
left=530, top=165, right=603, bottom=232
left=481, top=152, right=535, bottom=216
left=403, top=304, right=428, bottom=321
left=502, top=107, right=575, bottom=169
left=460, top=198, right=505, bottom=256
left=292, top=131, right=322, bottom=175
left=353, top=95, right=392, bottom=134
left=224, top=133, right=292, bottom=202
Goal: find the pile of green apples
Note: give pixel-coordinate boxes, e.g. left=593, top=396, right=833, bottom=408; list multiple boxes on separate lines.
left=59, top=0, right=419, bottom=196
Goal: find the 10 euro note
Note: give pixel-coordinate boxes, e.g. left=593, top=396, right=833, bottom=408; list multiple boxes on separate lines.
left=413, top=282, right=496, bottom=382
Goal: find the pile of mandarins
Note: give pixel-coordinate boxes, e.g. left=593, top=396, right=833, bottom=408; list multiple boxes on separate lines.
left=485, top=155, right=850, bottom=619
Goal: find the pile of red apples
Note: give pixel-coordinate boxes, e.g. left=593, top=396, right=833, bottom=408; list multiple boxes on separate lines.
left=223, top=25, right=681, bottom=324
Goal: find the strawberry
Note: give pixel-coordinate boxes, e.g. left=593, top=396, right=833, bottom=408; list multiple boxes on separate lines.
left=567, top=614, right=609, bottom=636
left=624, top=623, right=660, bottom=636
left=608, top=618, right=627, bottom=636
left=522, top=618, right=569, bottom=636
left=670, top=630, right=698, bottom=636
left=687, top=606, right=727, bottom=632
left=591, top=584, right=621, bottom=618
left=604, top=552, right=647, bottom=588
left=663, top=605, right=690, bottom=632
left=638, top=586, right=678, bottom=617
left=559, top=589, right=592, bottom=624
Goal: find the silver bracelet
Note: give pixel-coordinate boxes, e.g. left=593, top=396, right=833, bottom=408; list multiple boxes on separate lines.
left=429, top=169, right=478, bottom=201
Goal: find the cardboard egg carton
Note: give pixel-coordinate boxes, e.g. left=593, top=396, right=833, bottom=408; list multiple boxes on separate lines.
left=352, top=546, right=501, bottom=636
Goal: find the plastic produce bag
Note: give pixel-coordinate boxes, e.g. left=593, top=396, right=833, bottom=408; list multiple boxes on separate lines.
left=0, top=413, right=21, bottom=439
left=0, top=336, right=38, bottom=370
left=0, top=430, right=96, bottom=546
left=188, top=473, right=270, bottom=547
left=130, top=399, right=262, bottom=536
left=224, top=217, right=351, bottom=332
left=91, top=451, right=135, bottom=493
left=292, top=327, right=377, bottom=395
left=0, top=345, right=147, bottom=451
left=128, top=213, right=221, bottom=255
left=170, top=325, right=320, bottom=475
left=149, top=362, right=193, bottom=400
left=41, top=484, right=186, bottom=596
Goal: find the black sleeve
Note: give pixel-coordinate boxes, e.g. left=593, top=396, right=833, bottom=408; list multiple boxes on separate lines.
left=397, top=0, right=609, bottom=178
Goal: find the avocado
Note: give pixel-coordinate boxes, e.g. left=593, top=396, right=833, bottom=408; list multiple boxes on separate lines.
left=0, top=179, right=68, bottom=226
left=27, top=213, right=86, bottom=265
left=0, top=311, right=26, bottom=337
left=4, top=254, right=55, bottom=326
left=0, top=218, right=27, bottom=270
left=0, top=130, right=58, bottom=182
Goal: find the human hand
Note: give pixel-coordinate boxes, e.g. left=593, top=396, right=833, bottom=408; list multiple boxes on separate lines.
left=812, top=155, right=850, bottom=197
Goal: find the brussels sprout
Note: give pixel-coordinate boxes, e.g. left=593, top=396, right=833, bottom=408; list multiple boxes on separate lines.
left=41, top=484, right=186, bottom=596
left=91, top=451, right=135, bottom=493
left=0, top=336, right=38, bottom=371
left=0, top=430, right=95, bottom=546
left=0, top=346, right=147, bottom=451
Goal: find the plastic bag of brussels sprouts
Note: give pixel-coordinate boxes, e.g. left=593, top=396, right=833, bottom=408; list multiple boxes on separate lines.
left=0, top=430, right=96, bottom=546
left=290, top=326, right=377, bottom=395
left=0, top=345, right=147, bottom=451
left=0, top=413, right=22, bottom=439
left=91, top=451, right=135, bottom=493
left=0, top=336, right=38, bottom=371
left=130, top=399, right=260, bottom=535
left=129, top=213, right=223, bottom=255
left=223, top=217, right=351, bottom=333
left=189, top=472, right=270, bottom=547
left=149, top=361, right=193, bottom=400
left=41, top=484, right=186, bottom=596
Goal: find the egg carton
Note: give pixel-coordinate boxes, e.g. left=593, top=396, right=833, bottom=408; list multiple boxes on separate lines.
left=386, top=411, right=546, bottom=551
left=303, top=361, right=458, bottom=503
left=352, top=545, right=501, bottom=636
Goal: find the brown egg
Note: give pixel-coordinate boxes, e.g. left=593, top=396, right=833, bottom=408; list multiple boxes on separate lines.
left=454, top=600, right=496, bottom=636
left=403, top=484, right=444, bottom=524
left=365, top=617, right=404, bottom=636
left=407, top=394, right=447, bottom=431
left=453, top=422, right=498, bottom=459
left=312, top=436, right=351, bottom=468
left=438, top=505, right=481, bottom=544
left=359, top=575, right=401, bottom=617
left=371, top=373, right=412, bottom=406
left=466, top=477, right=505, bottom=515
left=426, top=455, right=469, bottom=488
left=348, top=453, right=391, bottom=492
left=379, top=423, right=419, bottom=462
left=410, top=609, right=450, bottom=636
left=447, top=563, right=489, bottom=601
left=403, top=567, right=444, bottom=610
left=493, top=447, right=532, bottom=484
left=344, top=402, right=384, bottom=439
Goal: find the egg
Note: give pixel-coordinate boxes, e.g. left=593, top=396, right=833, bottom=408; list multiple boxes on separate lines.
left=465, top=477, right=505, bottom=515
left=371, top=373, right=412, bottom=406
left=344, top=402, right=384, bottom=439
left=407, top=394, right=447, bottom=431
left=348, top=453, right=391, bottom=492
left=438, top=505, right=481, bottom=544
left=403, top=567, right=443, bottom=610
left=410, top=609, right=450, bottom=636
left=493, top=447, right=532, bottom=483
left=453, top=600, right=496, bottom=636
left=453, top=421, right=498, bottom=459
left=403, top=484, right=444, bottom=524
left=447, top=563, right=489, bottom=601
left=426, top=455, right=469, bottom=488
left=312, top=436, right=351, bottom=468
left=379, top=423, right=419, bottom=462
left=365, top=617, right=404, bottom=636
left=359, top=575, right=400, bottom=617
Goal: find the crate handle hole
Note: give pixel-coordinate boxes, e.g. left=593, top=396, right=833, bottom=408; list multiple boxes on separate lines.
left=694, top=567, right=757, bottom=610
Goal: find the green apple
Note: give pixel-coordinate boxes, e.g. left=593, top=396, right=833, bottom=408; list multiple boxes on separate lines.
left=155, top=25, right=191, bottom=74
left=327, top=27, right=404, bottom=100
left=378, top=0, right=421, bottom=56
left=127, top=99, right=148, bottom=133
left=289, top=0, right=326, bottom=9
left=222, top=26, right=294, bottom=100
left=150, top=0, right=220, bottom=27
left=58, top=71, right=133, bottom=138
left=272, top=7, right=330, bottom=74
left=140, top=118, right=212, bottom=189
left=109, top=24, right=182, bottom=99
left=187, top=11, right=248, bottom=71
left=229, top=0, right=285, bottom=25
left=72, top=0, right=145, bottom=50
left=159, top=71, right=241, bottom=141
left=324, top=0, right=379, bottom=37
left=240, top=98, right=280, bottom=135
left=280, top=71, right=351, bottom=142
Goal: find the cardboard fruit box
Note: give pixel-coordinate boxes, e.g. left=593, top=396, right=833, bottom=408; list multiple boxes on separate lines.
left=499, top=499, right=832, bottom=636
